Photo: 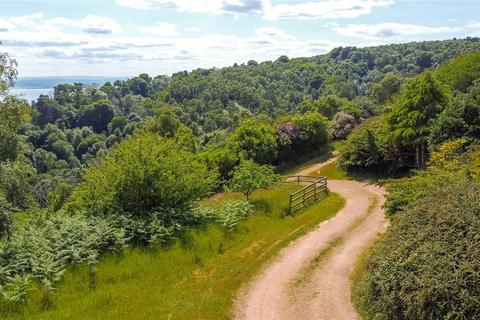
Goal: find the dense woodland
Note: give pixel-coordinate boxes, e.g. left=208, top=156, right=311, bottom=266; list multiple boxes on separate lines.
left=1, top=37, right=480, bottom=318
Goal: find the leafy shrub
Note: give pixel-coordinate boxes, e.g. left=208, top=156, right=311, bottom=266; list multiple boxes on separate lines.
left=436, top=51, right=480, bottom=93
left=227, top=118, right=278, bottom=165
left=216, top=200, right=255, bottom=233
left=275, top=111, right=330, bottom=160
left=329, top=111, right=357, bottom=140
left=195, top=200, right=255, bottom=233
left=339, top=117, right=391, bottom=170
left=229, top=159, right=280, bottom=199
left=0, top=193, right=11, bottom=239
left=385, top=139, right=474, bottom=215
left=384, top=168, right=462, bottom=215
left=0, top=160, right=36, bottom=209
left=363, top=177, right=480, bottom=320
left=0, top=211, right=127, bottom=302
left=69, top=132, right=216, bottom=216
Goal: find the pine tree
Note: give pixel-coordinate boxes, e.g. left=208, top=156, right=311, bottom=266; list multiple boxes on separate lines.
left=387, top=71, right=448, bottom=168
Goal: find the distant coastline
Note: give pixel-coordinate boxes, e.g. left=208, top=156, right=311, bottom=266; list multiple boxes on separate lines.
left=11, top=76, right=128, bottom=102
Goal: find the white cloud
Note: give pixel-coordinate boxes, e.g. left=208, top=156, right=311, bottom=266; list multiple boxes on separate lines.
left=333, top=22, right=459, bottom=39
left=138, top=22, right=177, bottom=36
left=0, top=12, right=44, bottom=32
left=116, top=0, right=393, bottom=20
left=9, top=12, right=43, bottom=27
left=115, top=0, right=221, bottom=13
left=50, top=15, right=122, bottom=34
left=0, top=19, right=15, bottom=32
left=1, top=22, right=341, bottom=76
left=254, top=27, right=285, bottom=37
left=262, top=0, right=394, bottom=20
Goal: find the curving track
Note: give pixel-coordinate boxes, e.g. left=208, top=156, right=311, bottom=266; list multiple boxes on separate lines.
left=235, top=158, right=388, bottom=320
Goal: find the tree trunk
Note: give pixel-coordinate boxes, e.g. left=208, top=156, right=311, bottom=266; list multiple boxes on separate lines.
left=422, top=142, right=428, bottom=169
left=416, top=142, right=428, bottom=169
left=415, top=144, right=421, bottom=169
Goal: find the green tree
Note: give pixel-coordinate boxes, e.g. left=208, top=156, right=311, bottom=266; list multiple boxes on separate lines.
left=0, top=96, right=30, bottom=162
left=387, top=71, right=448, bottom=168
left=371, top=73, right=403, bottom=104
left=69, top=132, right=216, bottom=215
left=0, top=160, right=36, bottom=208
left=339, top=117, right=388, bottom=170
left=229, top=159, right=280, bottom=199
left=143, top=105, right=181, bottom=137
left=77, top=99, right=114, bottom=133
left=227, top=118, right=278, bottom=164
left=436, top=51, right=480, bottom=93
left=0, top=50, right=17, bottom=95
left=0, top=192, right=12, bottom=239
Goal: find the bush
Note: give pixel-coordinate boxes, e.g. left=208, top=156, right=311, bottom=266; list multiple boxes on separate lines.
left=384, top=139, right=473, bottom=215
left=0, top=193, right=11, bottom=239
left=362, top=177, right=480, bottom=320
left=275, top=111, right=330, bottom=157
left=329, top=111, right=357, bottom=140
left=227, top=118, right=278, bottom=165
left=229, top=159, right=280, bottom=199
left=195, top=200, right=255, bottom=233
left=216, top=200, right=255, bottom=233
left=436, top=51, right=480, bottom=93
left=69, top=132, right=216, bottom=217
left=0, top=211, right=127, bottom=302
left=0, top=160, right=36, bottom=209
left=339, top=117, right=391, bottom=171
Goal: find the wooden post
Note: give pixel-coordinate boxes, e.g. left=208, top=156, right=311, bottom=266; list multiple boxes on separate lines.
left=289, top=194, right=292, bottom=215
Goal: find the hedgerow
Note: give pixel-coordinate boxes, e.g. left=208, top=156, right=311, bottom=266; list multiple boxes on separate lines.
left=363, top=177, right=480, bottom=320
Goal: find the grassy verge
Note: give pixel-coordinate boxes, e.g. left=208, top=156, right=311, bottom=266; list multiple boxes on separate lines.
left=2, top=184, right=344, bottom=320
left=311, top=160, right=351, bottom=180
left=350, top=243, right=380, bottom=320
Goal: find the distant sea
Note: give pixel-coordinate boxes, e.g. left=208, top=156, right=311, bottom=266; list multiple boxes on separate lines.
left=10, top=76, right=127, bottom=102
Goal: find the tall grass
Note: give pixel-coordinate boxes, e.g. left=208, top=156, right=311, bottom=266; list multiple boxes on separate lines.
left=1, top=184, right=344, bottom=320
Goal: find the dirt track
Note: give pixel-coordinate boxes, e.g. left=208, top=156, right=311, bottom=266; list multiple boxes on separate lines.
left=235, top=158, right=388, bottom=320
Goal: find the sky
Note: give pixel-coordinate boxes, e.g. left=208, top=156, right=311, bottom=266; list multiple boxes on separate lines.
left=0, top=0, right=479, bottom=77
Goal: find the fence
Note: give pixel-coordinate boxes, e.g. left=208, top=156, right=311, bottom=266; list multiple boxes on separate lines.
left=287, top=175, right=328, bottom=215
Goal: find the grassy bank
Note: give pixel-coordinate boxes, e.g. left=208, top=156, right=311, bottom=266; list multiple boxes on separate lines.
left=2, top=184, right=344, bottom=320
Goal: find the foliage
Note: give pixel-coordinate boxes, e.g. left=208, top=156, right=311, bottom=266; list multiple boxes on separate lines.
left=216, top=200, right=255, bottom=233
left=387, top=70, right=449, bottom=168
left=429, top=80, right=480, bottom=148
left=362, top=176, right=480, bottom=320
left=0, top=50, right=17, bottom=95
left=384, top=139, right=474, bottom=215
left=77, top=99, right=114, bottom=133
left=436, top=51, right=480, bottom=92
left=329, top=111, right=357, bottom=140
left=227, top=118, right=278, bottom=164
left=0, top=193, right=11, bottom=239
left=0, top=186, right=344, bottom=320
left=276, top=111, right=330, bottom=157
left=0, top=160, right=36, bottom=209
left=69, top=132, right=216, bottom=216
left=229, top=159, right=280, bottom=199
left=371, top=73, right=403, bottom=104
left=195, top=200, right=255, bottom=233
left=0, top=211, right=127, bottom=303
left=339, top=117, right=393, bottom=171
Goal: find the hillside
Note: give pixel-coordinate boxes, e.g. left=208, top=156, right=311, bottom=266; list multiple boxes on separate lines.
left=1, top=37, right=480, bottom=319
